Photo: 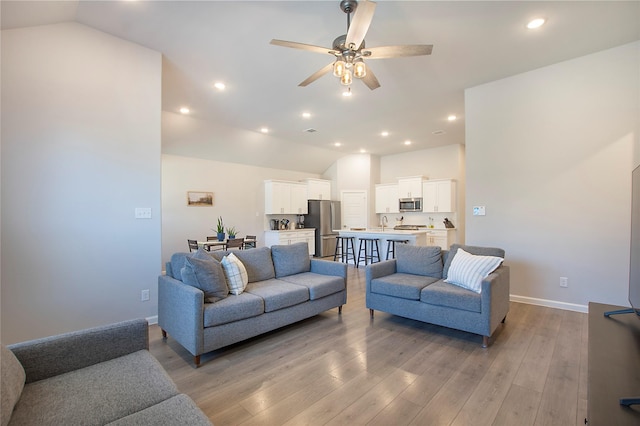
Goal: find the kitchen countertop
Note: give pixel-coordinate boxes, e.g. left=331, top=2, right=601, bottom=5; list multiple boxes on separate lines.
left=337, top=228, right=455, bottom=235
left=265, top=228, right=315, bottom=232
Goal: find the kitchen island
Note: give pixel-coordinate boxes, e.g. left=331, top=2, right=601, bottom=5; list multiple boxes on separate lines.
left=335, top=228, right=428, bottom=263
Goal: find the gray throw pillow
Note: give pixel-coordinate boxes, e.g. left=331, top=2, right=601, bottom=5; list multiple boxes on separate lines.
left=395, top=244, right=443, bottom=278
left=443, top=244, right=505, bottom=279
left=1, top=345, right=25, bottom=426
left=181, top=255, right=229, bottom=303
left=232, top=247, right=276, bottom=283
left=271, top=242, right=311, bottom=278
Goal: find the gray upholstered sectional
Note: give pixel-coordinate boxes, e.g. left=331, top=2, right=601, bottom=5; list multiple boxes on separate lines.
left=366, top=244, right=510, bottom=346
left=1, top=319, right=211, bottom=426
left=158, top=242, right=347, bottom=366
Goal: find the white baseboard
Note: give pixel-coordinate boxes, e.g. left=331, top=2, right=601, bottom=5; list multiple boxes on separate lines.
left=146, top=315, right=158, bottom=325
left=510, top=295, right=588, bottom=313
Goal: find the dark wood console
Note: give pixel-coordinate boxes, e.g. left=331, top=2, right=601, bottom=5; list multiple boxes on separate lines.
left=587, top=302, right=640, bottom=425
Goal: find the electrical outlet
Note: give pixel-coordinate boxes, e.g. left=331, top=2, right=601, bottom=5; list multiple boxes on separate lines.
left=141, top=289, right=150, bottom=301
left=560, top=277, right=569, bottom=288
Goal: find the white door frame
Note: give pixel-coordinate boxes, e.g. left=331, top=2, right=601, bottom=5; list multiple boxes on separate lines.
left=340, top=190, right=368, bottom=230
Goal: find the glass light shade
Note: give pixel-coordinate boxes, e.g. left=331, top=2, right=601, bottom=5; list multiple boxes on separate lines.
left=340, top=70, right=353, bottom=86
left=353, top=60, right=366, bottom=79
left=333, top=60, right=346, bottom=77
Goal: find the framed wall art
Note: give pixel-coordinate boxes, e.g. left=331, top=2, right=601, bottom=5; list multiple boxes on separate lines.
left=187, top=191, right=213, bottom=206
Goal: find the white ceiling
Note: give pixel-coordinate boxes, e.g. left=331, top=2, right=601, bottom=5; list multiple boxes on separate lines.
left=2, top=1, right=639, bottom=173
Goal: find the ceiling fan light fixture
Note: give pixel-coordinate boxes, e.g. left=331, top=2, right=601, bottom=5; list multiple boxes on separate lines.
left=340, top=69, right=353, bottom=85
left=353, top=59, right=366, bottom=79
left=333, top=59, right=346, bottom=77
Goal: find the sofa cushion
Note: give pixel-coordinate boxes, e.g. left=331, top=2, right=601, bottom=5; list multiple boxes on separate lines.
left=370, top=273, right=440, bottom=300
left=395, top=245, right=443, bottom=278
left=8, top=350, right=178, bottom=426
left=204, top=292, right=264, bottom=327
left=443, top=244, right=505, bottom=279
left=445, top=248, right=504, bottom=293
left=1, top=345, right=25, bottom=426
left=169, top=252, right=193, bottom=280
left=271, top=242, right=311, bottom=278
left=221, top=253, right=249, bottom=295
left=232, top=247, right=276, bottom=283
left=180, top=255, right=229, bottom=303
left=421, top=280, right=482, bottom=313
left=278, top=272, right=345, bottom=300
left=106, top=394, right=212, bottom=426
left=244, top=279, right=309, bottom=312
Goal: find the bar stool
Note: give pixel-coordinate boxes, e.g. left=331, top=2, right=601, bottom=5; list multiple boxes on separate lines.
left=357, top=238, right=381, bottom=268
left=386, top=239, right=409, bottom=260
left=333, top=236, right=356, bottom=265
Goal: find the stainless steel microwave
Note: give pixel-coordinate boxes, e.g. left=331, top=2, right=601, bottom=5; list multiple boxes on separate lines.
left=399, top=198, right=422, bottom=212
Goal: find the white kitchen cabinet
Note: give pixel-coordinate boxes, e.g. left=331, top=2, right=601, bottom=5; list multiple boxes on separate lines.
left=398, top=176, right=424, bottom=198
left=375, top=183, right=399, bottom=213
left=422, top=179, right=456, bottom=213
left=265, top=180, right=308, bottom=214
left=305, top=178, right=331, bottom=200
left=425, top=229, right=456, bottom=249
left=264, top=229, right=315, bottom=255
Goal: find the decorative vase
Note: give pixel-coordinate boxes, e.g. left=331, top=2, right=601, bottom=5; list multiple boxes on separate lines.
left=217, top=232, right=225, bottom=241
left=229, top=235, right=236, bottom=240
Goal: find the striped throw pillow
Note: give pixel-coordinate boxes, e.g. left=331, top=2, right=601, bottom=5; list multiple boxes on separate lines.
left=444, top=248, right=503, bottom=293
left=221, top=253, right=248, bottom=295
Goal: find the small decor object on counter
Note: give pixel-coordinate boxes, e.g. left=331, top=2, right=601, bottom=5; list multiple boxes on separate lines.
left=280, top=219, right=290, bottom=230
left=443, top=218, right=455, bottom=228
left=215, top=216, right=225, bottom=241
left=428, top=217, right=435, bottom=228
left=226, top=226, right=237, bottom=239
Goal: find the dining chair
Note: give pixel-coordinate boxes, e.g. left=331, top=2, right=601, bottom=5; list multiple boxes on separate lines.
left=226, top=238, right=244, bottom=250
left=187, top=239, right=199, bottom=252
left=244, top=235, right=257, bottom=249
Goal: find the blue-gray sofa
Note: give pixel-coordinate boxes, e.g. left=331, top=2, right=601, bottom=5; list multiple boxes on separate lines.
left=158, top=242, right=347, bottom=366
left=1, top=319, right=211, bottom=426
left=366, top=244, right=510, bottom=347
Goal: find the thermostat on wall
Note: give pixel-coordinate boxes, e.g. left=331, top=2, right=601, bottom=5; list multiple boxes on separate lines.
left=473, top=206, right=486, bottom=216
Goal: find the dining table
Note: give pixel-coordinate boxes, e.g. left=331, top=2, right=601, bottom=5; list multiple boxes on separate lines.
left=197, top=237, right=257, bottom=251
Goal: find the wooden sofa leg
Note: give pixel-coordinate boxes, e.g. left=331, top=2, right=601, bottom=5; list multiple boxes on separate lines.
left=161, top=329, right=167, bottom=340
left=194, top=355, right=201, bottom=367
left=482, top=335, right=489, bottom=348
left=502, top=315, right=507, bottom=323
left=369, top=309, right=374, bottom=319
left=338, top=305, right=342, bottom=314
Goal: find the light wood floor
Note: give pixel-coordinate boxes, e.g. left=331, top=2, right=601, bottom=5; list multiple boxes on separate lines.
left=150, top=265, right=588, bottom=426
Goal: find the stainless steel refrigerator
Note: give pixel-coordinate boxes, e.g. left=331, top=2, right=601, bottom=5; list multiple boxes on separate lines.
left=305, top=200, right=341, bottom=258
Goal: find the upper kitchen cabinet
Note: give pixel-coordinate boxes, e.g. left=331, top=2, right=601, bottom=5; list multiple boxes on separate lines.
left=375, top=183, right=399, bottom=213
left=398, top=176, right=425, bottom=198
left=265, top=180, right=308, bottom=214
left=305, top=178, right=331, bottom=200
left=422, top=179, right=456, bottom=213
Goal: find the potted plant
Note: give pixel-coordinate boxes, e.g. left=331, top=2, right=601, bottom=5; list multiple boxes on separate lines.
left=215, top=216, right=225, bottom=241
left=226, top=226, right=237, bottom=239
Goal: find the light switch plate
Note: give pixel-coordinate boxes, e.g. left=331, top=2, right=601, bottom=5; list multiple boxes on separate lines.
left=135, top=208, right=152, bottom=219
left=473, top=206, right=486, bottom=216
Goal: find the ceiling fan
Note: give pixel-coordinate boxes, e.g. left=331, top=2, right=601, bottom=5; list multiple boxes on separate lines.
left=270, top=0, right=433, bottom=90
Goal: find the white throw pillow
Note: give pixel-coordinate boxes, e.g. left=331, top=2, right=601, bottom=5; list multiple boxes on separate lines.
left=221, top=253, right=249, bottom=295
left=445, top=248, right=503, bottom=293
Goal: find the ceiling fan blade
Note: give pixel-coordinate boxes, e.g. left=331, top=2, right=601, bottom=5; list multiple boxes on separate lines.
left=345, top=0, right=376, bottom=50
left=361, top=66, right=380, bottom=90
left=270, top=39, right=335, bottom=55
left=365, top=44, right=433, bottom=59
left=299, top=63, right=334, bottom=87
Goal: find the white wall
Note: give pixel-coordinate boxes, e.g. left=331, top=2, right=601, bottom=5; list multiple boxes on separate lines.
left=1, top=23, right=162, bottom=343
left=161, top=154, right=320, bottom=266
left=465, top=41, right=640, bottom=311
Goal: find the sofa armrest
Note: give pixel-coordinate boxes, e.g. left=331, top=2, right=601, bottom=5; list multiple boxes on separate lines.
left=310, top=258, right=347, bottom=280
left=365, top=260, right=397, bottom=292
left=158, top=274, right=205, bottom=357
left=8, top=319, right=148, bottom=384
left=481, top=265, right=511, bottom=333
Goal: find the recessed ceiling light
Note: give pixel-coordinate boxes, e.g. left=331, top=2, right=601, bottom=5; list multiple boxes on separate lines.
left=526, top=18, right=546, bottom=29
left=447, top=115, right=457, bottom=121
left=360, top=149, right=366, bottom=153
left=404, top=140, right=412, bottom=146
left=260, top=127, right=269, bottom=134
left=213, top=82, right=226, bottom=90
left=334, top=142, right=342, bottom=147
left=381, top=131, right=389, bottom=137
left=179, top=107, right=190, bottom=114
left=302, top=112, right=311, bottom=119
left=342, top=88, right=352, bottom=97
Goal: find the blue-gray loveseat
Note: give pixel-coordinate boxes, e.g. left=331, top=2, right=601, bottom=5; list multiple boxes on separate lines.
left=159, top=242, right=347, bottom=366
left=366, top=244, right=510, bottom=347
left=2, top=319, right=211, bottom=426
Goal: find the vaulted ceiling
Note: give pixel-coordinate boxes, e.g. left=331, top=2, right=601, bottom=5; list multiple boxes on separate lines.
left=2, top=1, right=639, bottom=173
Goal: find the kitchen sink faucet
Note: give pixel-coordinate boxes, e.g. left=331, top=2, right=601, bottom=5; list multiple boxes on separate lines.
left=382, top=215, right=388, bottom=231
